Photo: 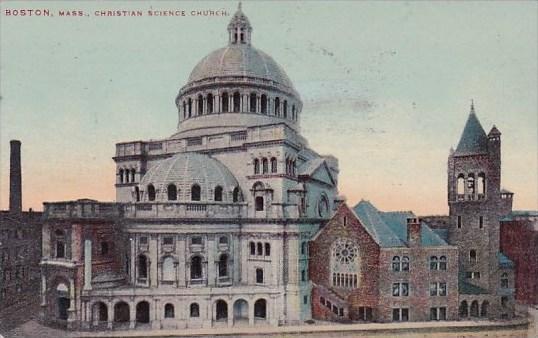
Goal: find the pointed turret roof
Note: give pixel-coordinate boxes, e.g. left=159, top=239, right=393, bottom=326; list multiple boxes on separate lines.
left=488, top=125, right=501, bottom=137
left=454, top=102, right=488, bottom=156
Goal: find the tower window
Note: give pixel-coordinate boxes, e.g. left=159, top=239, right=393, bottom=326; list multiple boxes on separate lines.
left=479, top=216, right=484, bottom=228
left=233, top=92, right=241, bottom=112
left=457, top=216, right=462, bottom=228
left=222, top=92, right=229, bottom=113
left=469, top=250, right=477, bottom=264
left=255, top=196, right=264, bottom=211
left=283, top=100, right=288, bottom=118
left=250, top=242, right=256, bottom=255
left=207, top=93, right=213, bottom=113
left=274, top=97, right=280, bottom=116
left=261, top=95, right=267, bottom=114
left=167, top=184, right=177, bottom=201
left=262, top=158, right=268, bottom=174
left=214, top=186, right=223, bottom=202
left=254, top=159, right=260, bottom=174
left=256, top=268, right=264, bottom=284
left=265, top=243, right=270, bottom=256
left=250, top=93, right=257, bottom=113
left=270, top=157, right=277, bottom=173
left=197, top=95, right=203, bottom=115
left=188, top=98, right=193, bottom=117
left=147, top=184, right=156, bottom=201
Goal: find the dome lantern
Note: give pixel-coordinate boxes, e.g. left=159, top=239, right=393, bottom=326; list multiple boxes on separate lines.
left=228, top=2, right=252, bottom=45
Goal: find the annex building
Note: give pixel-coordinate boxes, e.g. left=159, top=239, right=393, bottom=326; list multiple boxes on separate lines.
left=39, top=5, right=524, bottom=331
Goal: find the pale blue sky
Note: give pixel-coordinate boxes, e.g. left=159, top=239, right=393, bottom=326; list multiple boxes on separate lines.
left=1, top=1, right=537, bottom=214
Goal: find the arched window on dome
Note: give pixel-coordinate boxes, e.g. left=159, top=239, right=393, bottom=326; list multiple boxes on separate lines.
left=214, top=186, right=223, bottom=202
left=131, top=169, right=136, bottom=182
left=240, top=28, right=245, bottom=43
left=233, top=187, right=241, bottom=202
left=197, top=94, right=203, bottom=115
left=270, top=157, right=277, bottom=173
left=167, top=184, right=177, bottom=201
left=262, top=158, right=268, bottom=174
left=233, top=92, right=241, bottom=112
left=254, top=159, right=260, bottom=175
left=222, top=92, right=229, bottom=113
left=147, top=184, right=156, bottom=201
left=283, top=100, right=288, bottom=119
left=274, top=97, right=280, bottom=116
left=207, top=93, right=213, bottom=114
left=250, top=93, right=257, bottom=113
left=188, top=98, right=193, bottom=118
left=191, top=184, right=201, bottom=201
left=119, top=169, right=124, bottom=183
left=261, top=95, right=268, bottom=114
left=292, top=105, right=296, bottom=120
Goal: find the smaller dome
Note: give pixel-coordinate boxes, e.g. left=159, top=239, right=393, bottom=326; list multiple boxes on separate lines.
left=140, top=152, right=240, bottom=202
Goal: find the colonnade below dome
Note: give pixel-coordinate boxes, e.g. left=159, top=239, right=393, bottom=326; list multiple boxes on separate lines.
left=177, top=89, right=301, bottom=124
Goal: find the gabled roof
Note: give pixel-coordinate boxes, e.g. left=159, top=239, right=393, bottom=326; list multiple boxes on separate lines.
left=352, top=200, right=449, bottom=248
left=454, top=112, right=489, bottom=156
left=298, top=158, right=336, bottom=186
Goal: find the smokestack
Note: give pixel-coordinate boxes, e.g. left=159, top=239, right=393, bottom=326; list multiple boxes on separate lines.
left=9, top=140, right=22, bottom=213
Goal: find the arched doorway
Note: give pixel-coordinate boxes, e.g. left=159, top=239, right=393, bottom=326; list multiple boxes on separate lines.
left=114, top=302, right=130, bottom=323
left=55, top=282, right=70, bottom=322
left=481, top=301, right=489, bottom=317
left=233, top=299, right=248, bottom=324
left=254, top=299, right=267, bottom=319
left=92, top=302, right=108, bottom=325
left=470, top=300, right=479, bottom=317
left=136, top=301, right=150, bottom=323
left=216, top=300, right=228, bottom=321
left=459, top=300, right=468, bottom=318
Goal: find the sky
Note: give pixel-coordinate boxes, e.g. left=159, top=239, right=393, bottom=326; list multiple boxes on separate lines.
left=0, top=1, right=537, bottom=215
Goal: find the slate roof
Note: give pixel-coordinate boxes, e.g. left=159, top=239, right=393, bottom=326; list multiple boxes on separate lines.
left=497, top=252, right=514, bottom=269
left=454, top=112, right=489, bottom=156
left=501, top=210, right=538, bottom=221
left=459, top=274, right=489, bottom=295
left=352, top=200, right=449, bottom=248
left=298, top=158, right=325, bottom=177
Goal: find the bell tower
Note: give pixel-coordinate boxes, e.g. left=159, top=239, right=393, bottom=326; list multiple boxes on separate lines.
left=228, top=3, right=252, bottom=45
left=447, top=102, right=514, bottom=316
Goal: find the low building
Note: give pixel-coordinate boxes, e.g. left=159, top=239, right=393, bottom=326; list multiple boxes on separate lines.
left=500, top=211, right=538, bottom=305
left=309, top=201, right=459, bottom=323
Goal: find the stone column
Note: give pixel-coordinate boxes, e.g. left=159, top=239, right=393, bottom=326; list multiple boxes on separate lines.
left=41, top=273, right=47, bottom=306
left=240, top=236, right=248, bottom=284
left=84, top=240, right=92, bottom=290
left=129, top=300, right=136, bottom=328
left=150, top=236, right=158, bottom=287
left=67, top=278, right=76, bottom=328
left=207, top=236, right=215, bottom=286
left=130, top=237, right=136, bottom=285
left=249, top=299, right=255, bottom=325
left=107, top=299, right=114, bottom=329
left=152, top=298, right=160, bottom=329
left=233, top=234, right=241, bottom=284
left=227, top=304, right=233, bottom=327
left=177, top=237, right=186, bottom=286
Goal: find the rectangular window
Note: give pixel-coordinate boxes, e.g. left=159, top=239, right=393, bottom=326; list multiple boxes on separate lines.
left=430, top=308, right=438, bottom=321
left=163, top=236, right=174, bottom=245
left=359, top=307, right=365, bottom=320
left=439, top=307, right=447, bottom=320
left=430, top=282, right=438, bottom=296
left=392, top=283, right=400, bottom=297
left=392, top=308, right=400, bottom=321
left=303, top=295, right=308, bottom=304
left=301, top=270, right=306, bottom=282
left=439, top=282, right=447, bottom=296
left=339, top=308, right=344, bottom=317
left=139, top=236, right=148, bottom=245
left=392, top=308, right=409, bottom=322
left=479, top=216, right=484, bottom=228
left=402, top=308, right=409, bottom=321
left=457, top=216, right=462, bottom=228
left=392, top=282, right=409, bottom=297
left=326, top=301, right=331, bottom=309
left=191, top=236, right=202, bottom=245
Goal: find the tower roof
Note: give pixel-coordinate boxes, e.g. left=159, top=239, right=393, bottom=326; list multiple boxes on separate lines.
left=454, top=103, right=488, bottom=156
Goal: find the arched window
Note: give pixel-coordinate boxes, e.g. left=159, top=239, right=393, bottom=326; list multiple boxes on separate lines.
left=131, top=169, right=136, bottom=182
left=459, top=300, right=468, bottom=317
left=457, top=174, right=465, bottom=198
left=254, top=299, right=267, bottom=319
left=162, top=256, right=175, bottom=281
left=197, top=94, right=203, bottom=115
left=233, top=187, right=240, bottom=202
left=439, top=256, right=447, bottom=270
left=164, top=303, right=174, bottom=318
left=190, top=303, right=199, bottom=317
left=190, top=256, right=202, bottom=280
left=469, top=250, right=477, bottom=264
left=188, top=98, right=193, bottom=117
left=255, top=196, right=264, bottom=211
left=222, top=92, right=229, bottom=113
left=216, top=300, right=228, bottom=320
left=119, top=169, right=124, bottom=183
left=481, top=301, right=489, bottom=317
left=147, top=184, right=156, bottom=201
left=318, top=196, right=329, bottom=217
left=254, top=159, right=260, bottom=174
left=283, top=100, right=288, bottom=118
left=250, top=242, right=256, bottom=255
left=499, top=272, right=508, bottom=287
left=250, top=93, right=257, bottom=113
left=430, top=256, right=438, bottom=270
left=274, top=97, right=280, bottom=116
left=402, top=256, right=409, bottom=271
left=55, top=229, right=65, bottom=259
left=114, top=302, right=130, bottom=323
left=257, top=242, right=263, bottom=256
left=191, top=184, right=201, bottom=201
left=218, top=254, right=228, bottom=277
left=265, top=243, right=271, bottom=256
left=167, top=184, right=177, bottom=201
left=477, top=173, right=486, bottom=197
left=214, top=186, right=223, bottom=202
left=207, top=93, right=213, bottom=113
left=270, top=157, right=277, bottom=173
left=233, top=92, right=241, bottom=112
left=392, top=256, right=401, bottom=272
left=125, top=169, right=130, bottom=183
left=256, top=268, right=264, bottom=284
left=138, top=255, right=148, bottom=279
left=331, top=239, right=359, bottom=288
left=262, top=158, right=268, bottom=174
left=467, top=174, right=476, bottom=198
left=261, top=94, right=267, bottom=114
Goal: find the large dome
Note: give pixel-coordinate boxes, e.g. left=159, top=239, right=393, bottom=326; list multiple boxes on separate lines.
left=187, top=44, right=295, bottom=90
left=140, top=152, right=240, bottom=202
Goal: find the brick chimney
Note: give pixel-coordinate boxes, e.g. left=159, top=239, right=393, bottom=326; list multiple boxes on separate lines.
left=9, top=140, right=22, bottom=213
left=407, top=217, right=421, bottom=247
